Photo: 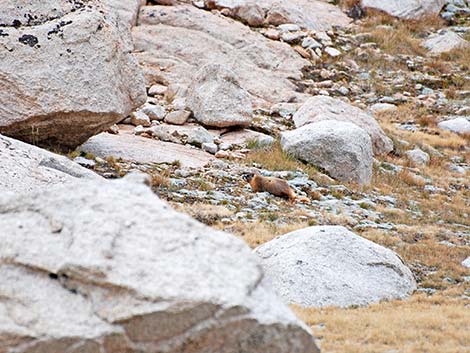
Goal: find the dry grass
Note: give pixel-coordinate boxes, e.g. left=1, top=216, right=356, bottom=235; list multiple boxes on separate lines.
left=441, top=46, right=470, bottom=71
left=293, top=293, right=470, bottom=353
left=173, top=202, right=234, bottom=226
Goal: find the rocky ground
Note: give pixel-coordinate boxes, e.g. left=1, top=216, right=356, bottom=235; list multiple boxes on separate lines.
left=1, top=0, right=470, bottom=352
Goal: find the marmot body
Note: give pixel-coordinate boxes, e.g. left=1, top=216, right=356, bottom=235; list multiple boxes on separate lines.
left=243, top=173, right=309, bottom=203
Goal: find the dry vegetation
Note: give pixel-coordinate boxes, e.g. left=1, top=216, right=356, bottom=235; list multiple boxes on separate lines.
left=293, top=293, right=470, bottom=353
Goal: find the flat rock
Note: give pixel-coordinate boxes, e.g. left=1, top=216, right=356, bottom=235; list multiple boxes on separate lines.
left=405, top=148, right=430, bottom=166
left=133, top=4, right=308, bottom=108
left=0, top=0, right=146, bottom=149
left=361, top=0, right=446, bottom=19
left=424, top=31, right=469, bottom=55
left=281, top=120, right=373, bottom=185
left=79, top=131, right=214, bottom=168
left=255, top=226, right=417, bottom=307
left=293, top=96, right=393, bottom=155
left=0, top=178, right=319, bottom=353
left=187, top=64, right=253, bottom=128
left=0, top=134, right=100, bottom=194
left=220, top=129, right=275, bottom=148
left=438, top=116, right=470, bottom=134
left=204, top=0, right=350, bottom=30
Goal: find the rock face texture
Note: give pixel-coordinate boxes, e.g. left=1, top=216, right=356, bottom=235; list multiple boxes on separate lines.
left=204, top=0, right=350, bottom=30
left=0, top=134, right=100, bottom=194
left=133, top=4, right=308, bottom=108
left=423, top=30, right=469, bottom=55
left=255, top=226, right=417, bottom=308
left=360, top=0, right=446, bottom=19
left=293, top=96, right=393, bottom=155
left=438, top=116, right=470, bottom=134
left=80, top=130, right=215, bottom=168
left=0, top=0, right=146, bottom=150
left=187, top=64, right=253, bottom=128
left=281, top=120, right=373, bottom=185
left=0, top=178, right=319, bottom=353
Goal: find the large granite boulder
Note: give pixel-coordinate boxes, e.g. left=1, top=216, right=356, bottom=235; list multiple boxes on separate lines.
left=0, top=0, right=146, bottom=150
left=423, top=30, right=469, bottom=55
left=0, top=177, right=319, bottom=353
left=204, top=0, right=350, bottom=30
left=360, top=0, right=446, bottom=19
left=438, top=116, right=470, bottom=134
left=187, top=64, right=253, bottom=128
left=0, top=134, right=100, bottom=194
left=255, top=226, right=417, bottom=308
left=293, top=96, right=393, bottom=156
left=281, top=120, right=373, bottom=185
left=133, top=4, right=308, bottom=108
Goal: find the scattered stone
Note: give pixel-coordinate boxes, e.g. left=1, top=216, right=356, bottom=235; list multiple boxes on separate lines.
left=202, top=142, right=219, bottom=154
left=140, top=102, right=166, bottom=121
left=221, top=129, right=275, bottom=148
left=186, top=64, right=253, bottom=128
left=164, top=110, right=191, bottom=125
left=0, top=177, right=319, bottom=353
left=438, top=116, right=470, bottom=135
left=293, top=96, right=393, bottom=155
left=148, top=83, right=168, bottom=96
left=281, top=120, right=373, bottom=185
left=255, top=226, right=416, bottom=307
left=370, top=103, right=398, bottom=114
left=423, top=30, right=469, bottom=55
left=302, top=37, right=322, bottom=49
left=107, top=124, right=120, bottom=134
left=130, top=110, right=151, bottom=127
left=405, top=148, right=430, bottom=166
left=462, top=257, right=470, bottom=268
left=324, top=47, right=341, bottom=57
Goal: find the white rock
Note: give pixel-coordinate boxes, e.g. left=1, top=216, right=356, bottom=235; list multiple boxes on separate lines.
left=187, top=64, right=253, bottom=128
left=0, top=134, right=100, bottom=194
left=370, top=103, right=398, bottom=113
left=324, top=47, right=341, bottom=57
left=140, top=103, right=166, bottom=121
left=204, top=0, right=350, bottom=30
left=438, top=116, right=470, bottom=134
left=255, top=226, right=417, bottom=307
left=405, top=148, right=430, bottom=166
left=202, top=142, right=219, bottom=154
left=0, top=178, right=319, bottom=353
left=281, top=120, right=373, bottom=185
left=293, top=96, right=394, bottom=155
left=424, top=31, right=469, bottom=55
left=131, top=111, right=151, bottom=127
left=361, top=0, right=446, bottom=19
left=220, top=129, right=275, bottom=148
left=462, top=257, right=470, bottom=268
left=148, top=83, right=168, bottom=96
left=134, top=4, right=309, bottom=108
left=164, top=110, right=191, bottom=125
left=301, top=37, right=322, bottom=49
left=0, top=0, right=146, bottom=149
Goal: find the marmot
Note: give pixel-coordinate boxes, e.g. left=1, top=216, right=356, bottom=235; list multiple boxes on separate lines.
left=243, top=173, right=309, bottom=203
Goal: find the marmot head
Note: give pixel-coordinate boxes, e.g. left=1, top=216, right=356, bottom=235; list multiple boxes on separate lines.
left=242, top=173, right=255, bottom=182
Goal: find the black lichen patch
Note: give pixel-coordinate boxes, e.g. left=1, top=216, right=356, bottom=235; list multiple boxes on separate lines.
left=47, top=20, right=73, bottom=39
left=18, top=34, right=38, bottom=47
left=12, top=19, right=22, bottom=28
left=0, top=29, right=8, bottom=37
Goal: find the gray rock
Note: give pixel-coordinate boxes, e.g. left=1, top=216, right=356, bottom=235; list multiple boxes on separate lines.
left=221, top=129, right=275, bottom=148
left=0, top=134, right=100, bottom=194
left=148, top=83, right=168, bottom=96
left=423, top=31, right=469, bottom=55
left=80, top=131, right=214, bottom=168
left=150, top=124, right=215, bottom=147
left=462, top=257, right=470, bottom=268
left=134, top=4, right=308, bottom=108
left=131, top=110, right=151, bottom=127
left=301, top=37, right=322, bottom=49
left=204, top=0, right=350, bottom=30
left=281, top=120, right=373, bottom=185
left=324, top=47, right=341, bottom=57
left=0, top=0, right=146, bottom=149
left=370, top=103, right=398, bottom=114
left=141, top=103, right=166, bottom=121
left=405, top=148, right=430, bottom=166
left=187, top=64, right=253, bottom=128
left=0, top=178, right=319, bottom=353
left=164, top=110, right=191, bottom=125
left=438, top=116, right=470, bottom=134
left=293, top=96, right=393, bottom=155
left=255, top=226, right=417, bottom=307
left=360, top=0, right=446, bottom=19
left=202, top=142, right=219, bottom=154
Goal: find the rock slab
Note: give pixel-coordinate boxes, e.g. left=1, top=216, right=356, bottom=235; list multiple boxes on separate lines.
left=255, top=226, right=417, bottom=308
left=281, top=120, right=374, bottom=185
left=361, top=0, right=446, bottom=19
left=0, top=178, right=319, bottom=353
left=293, top=96, right=393, bottom=155
left=0, top=134, right=100, bottom=194
left=0, top=0, right=146, bottom=149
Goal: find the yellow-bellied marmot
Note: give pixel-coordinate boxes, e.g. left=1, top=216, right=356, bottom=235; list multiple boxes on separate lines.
left=243, top=173, right=309, bottom=203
